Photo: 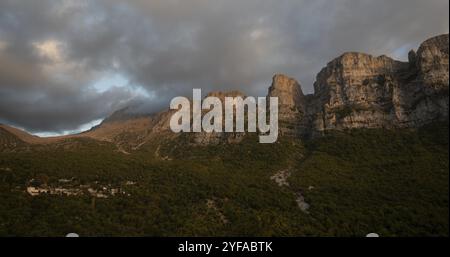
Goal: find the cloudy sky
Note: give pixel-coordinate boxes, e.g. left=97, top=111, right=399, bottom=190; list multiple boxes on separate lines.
left=0, top=0, right=448, bottom=136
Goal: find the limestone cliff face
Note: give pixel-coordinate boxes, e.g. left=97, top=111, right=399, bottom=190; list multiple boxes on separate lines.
left=396, top=34, right=449, bottom=127
left=192, top=91, right=247, bottom=145
left=308, top=34, right=449, bottom=133
left=267, top=74, right=307, bottom=136
left=311, top=53, right=407, bottom=131
left=416, top=34, right=449, bottom=90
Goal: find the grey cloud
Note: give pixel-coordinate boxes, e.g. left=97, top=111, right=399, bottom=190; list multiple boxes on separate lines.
left=0, top=0, right=448, bottom=133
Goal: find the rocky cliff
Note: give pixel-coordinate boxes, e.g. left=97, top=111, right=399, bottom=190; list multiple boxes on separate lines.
left=303, top=34, right=449, bottom=134
left=192, top=91, right=247, bottom=145
left=262, top=34, right=448, bottom=138
left=1, top=34, right=448, bottom=149
left=310, top=53, right=406, bottom=131
left=267, top=74, right=307, bottom=137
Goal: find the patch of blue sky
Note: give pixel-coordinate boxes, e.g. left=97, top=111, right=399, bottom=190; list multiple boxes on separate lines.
left=92, top=73, right=130, bottom=93
left=391, top=43, right=415, bottom=61
left=92, top=72, right=152, bottom=98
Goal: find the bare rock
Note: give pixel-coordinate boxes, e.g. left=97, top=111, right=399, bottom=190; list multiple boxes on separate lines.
left=267, top=74, right=307, bottom=136
left=309, top=34, right=449, bottom=132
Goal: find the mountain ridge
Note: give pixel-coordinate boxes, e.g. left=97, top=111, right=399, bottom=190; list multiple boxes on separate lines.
left=1, top=34, right=448, bottom=150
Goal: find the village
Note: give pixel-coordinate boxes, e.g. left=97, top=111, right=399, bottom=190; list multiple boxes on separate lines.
left=26, top=177, right=137, bottom=198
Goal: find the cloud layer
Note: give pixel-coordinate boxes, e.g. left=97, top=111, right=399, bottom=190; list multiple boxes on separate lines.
left=0, top=0, right=448, bottom=134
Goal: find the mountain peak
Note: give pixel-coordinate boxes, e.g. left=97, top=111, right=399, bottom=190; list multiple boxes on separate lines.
left=270, top=74, right=303, bottom=93
left=268, top=74, right=306, bottom=136
left=418, top=34, right=449, bottom=52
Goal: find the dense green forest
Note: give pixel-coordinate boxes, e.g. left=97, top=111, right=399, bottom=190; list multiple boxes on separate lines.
left=0, top=123, right=448, bottom=236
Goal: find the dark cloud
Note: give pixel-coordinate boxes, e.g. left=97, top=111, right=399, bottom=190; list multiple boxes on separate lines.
left=0, top=0, right=448, bottom=134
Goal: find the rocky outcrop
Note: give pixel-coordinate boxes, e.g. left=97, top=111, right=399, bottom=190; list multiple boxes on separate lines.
left=192, top=91, right=247, bottom=145
left=307, top=34, right=449, bottom=133
left=267, top=74, right=307, bottom=136
left=395, top=34, right=449, bottom=127
left=310, top=53, right=408, bottom=131
left=416, top=34, right=449, bottom=90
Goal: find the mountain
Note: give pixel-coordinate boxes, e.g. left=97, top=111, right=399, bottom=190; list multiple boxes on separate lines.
left=268, top=34, right=449, bottom=137
left=0, top=34, right=448, bottom=150
left=309, top=34, right=448, bottom=133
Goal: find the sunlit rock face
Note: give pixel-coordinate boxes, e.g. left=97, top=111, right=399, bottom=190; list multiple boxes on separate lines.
left=307, top=34, right=449, bottom=133
left=267, top=74, right=306, bottom=137
left=416, top=34, right=449, bottom=90
left=311, top=52, right=407, bottom=131
left=396, top=34, right=449, bottom=127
